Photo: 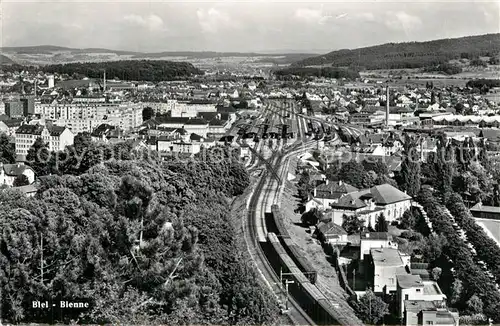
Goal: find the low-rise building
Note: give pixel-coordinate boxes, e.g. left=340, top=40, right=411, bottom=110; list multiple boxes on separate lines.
left=315, top=220, right=348, bottom=245
left=369, top=247, right=411, bottom=293
left=326, top=184, right=412, bottom=227
left=360, top=232, right=398, bottom=260
left=404, top=301, right=459, bottom=326
left=397, top=274, right=448, bottom=321
left=0, top=162, right=36, bottom=186
left=470, top=202, right=500, bottom=220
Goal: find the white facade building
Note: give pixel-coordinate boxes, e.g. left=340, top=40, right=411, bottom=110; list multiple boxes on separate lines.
left=35, top=102, right=143, bottom=133
left=171, top=102, right=217, bottom=118
left=15, top=124, right=74, bottom=156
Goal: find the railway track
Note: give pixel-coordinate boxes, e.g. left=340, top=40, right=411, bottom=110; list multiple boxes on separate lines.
left=244, top=151, right=315, bottom=325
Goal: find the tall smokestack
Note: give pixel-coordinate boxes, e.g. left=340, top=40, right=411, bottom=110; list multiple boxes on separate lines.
left=103, top=70, right=106, bottom=92
left=386, top=84, right=390, bottom=127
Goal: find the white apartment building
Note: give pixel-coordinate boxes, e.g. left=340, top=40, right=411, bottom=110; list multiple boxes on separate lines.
left=35, top=102, right=143, bottom=134
left=171, top=101, right=217, bottom=118
left=15, top=124, right=74, bottom=156
left=143, top=100, right=177, bottom=115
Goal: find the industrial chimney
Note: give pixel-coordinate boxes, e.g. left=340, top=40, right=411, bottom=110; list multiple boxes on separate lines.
left=385, top=84, right=390, bottom=127
left=103, top=70, right=106, bottom=92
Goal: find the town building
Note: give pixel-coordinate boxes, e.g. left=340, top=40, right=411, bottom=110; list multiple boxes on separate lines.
left=34, top=102, right=143, bottom=134
left=360, top=232, right=398, bottom=260
left=470, top=202, right=500, bottom=220
left=314, top=220, right=348, bottom=245
left=368, top=247, right=411, bottom=293
left=171, top=100, right=217, bottom=118
left=403, top=301, right=459, bottom=326
left=0, top=162, right=36, bottom=186
left=311, top=183, right=412, bottom=227
left=15, top=124, right=74, bottom=156
left=396, top=274, right=449, bottom=321
left=5, top=101, right=23, bottom=118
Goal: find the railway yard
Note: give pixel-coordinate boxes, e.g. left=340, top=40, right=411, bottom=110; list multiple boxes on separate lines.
left=238, top=99, right=364, bottom=325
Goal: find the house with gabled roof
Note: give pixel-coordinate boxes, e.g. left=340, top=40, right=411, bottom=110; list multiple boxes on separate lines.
left=304, top=180, right=358, bottom=212
left=314, top=220, right=348, bottom=244
left=309, top=182, right=412, bottom=228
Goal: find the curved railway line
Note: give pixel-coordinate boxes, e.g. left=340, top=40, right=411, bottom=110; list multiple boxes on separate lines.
left=242, top=101, right=364, bottom=326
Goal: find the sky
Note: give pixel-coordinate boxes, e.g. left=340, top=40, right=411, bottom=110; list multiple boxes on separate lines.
left=1, top=0, right=499, bottom=53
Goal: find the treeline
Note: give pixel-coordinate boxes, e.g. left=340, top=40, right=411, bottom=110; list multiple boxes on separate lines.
left=466, top=79, right=500, bottom=92
left=273, top=67, right=360, bottom=80
left=418, top=190, right=500, bottom=322
left=0, top=135, right=278, bottom=324
left=294, top=33, right=500, bottom=70
left=423, top=63, right=462, bottom=75
left=41, top=60, right=204, bottom=82
left=447, top=193, right=500, bottom=287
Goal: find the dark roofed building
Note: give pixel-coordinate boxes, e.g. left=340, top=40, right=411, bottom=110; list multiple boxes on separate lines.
left=314, top=220, right=348, bottom=244
left=470, top=202, right=500, bottom=220
left=313, top=180, right=358, bottom=200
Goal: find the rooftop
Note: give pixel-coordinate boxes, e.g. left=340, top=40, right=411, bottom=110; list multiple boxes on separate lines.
left=471, top=202, right=500, bottom=214
left=370, top=248, right=404, bottom=267
left=370, top=184, right=411, bottom=205
left=361, top=232, right=392, bottom=241
left=397, top=274, right=424, bottom=289
left=404, top=300, right=438, bottom=312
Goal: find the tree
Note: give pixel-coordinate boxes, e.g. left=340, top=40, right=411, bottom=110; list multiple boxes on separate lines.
left=142, top=106, right=154, bottom=121
left=399, top=135, right=421, bottom=197
left=0, top=133, right=16, bottom=164
left=375, top=213, right=388, bottom=232
left=489, top=57, right=500, bottom=65
left=400, top=209, right=416, bottom=229
left=342, top=214, right=365, bottom=235
left=450, top=278, right=463, bottom=306
left=301, top=208, right=321, bottom=226
left=13, top=174, right=30, bottom=187
left=431, top=267, right=442, bottom=281
left=350, top=289, right=389, bottom=324
left=338, top=161, right=365, bottom=188
left=423, top=233, right=448, bottom=262
left=455, top=102, right=465, bottom=115
left=297, top=171, right=313, bottom=202
left=466, top=294, right=484, bottom=315
left=26, top=137, right=53, bottom=176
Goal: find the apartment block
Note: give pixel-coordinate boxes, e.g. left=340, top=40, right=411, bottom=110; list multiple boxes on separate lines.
left=15, top=124, right=74, bottom=156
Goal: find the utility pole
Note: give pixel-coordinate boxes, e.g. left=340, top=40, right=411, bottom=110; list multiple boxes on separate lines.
left=284, top=279, right=294, bottom=310
left=279, top=268, right=295, bottom=311
left=353, top=269, right=356, bottom=291
left=40, top=233, right=44, bottom=285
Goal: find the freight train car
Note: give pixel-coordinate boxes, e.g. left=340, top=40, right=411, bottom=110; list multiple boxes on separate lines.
left=266, top=233, right=341, bottom=325
left=283, top=238, right=318, bottom=284
left=270, top=204, right=291, bottom=239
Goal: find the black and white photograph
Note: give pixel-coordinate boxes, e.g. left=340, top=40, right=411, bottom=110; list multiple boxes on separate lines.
left=0, top=0, right=499, bottom=325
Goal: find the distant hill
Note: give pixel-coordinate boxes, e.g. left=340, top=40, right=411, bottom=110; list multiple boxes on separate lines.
left=293, top=33, right=500, bottom=70
left=0, top=45, right=318, bottom=65
left=0, top=54, right=15, bottom=65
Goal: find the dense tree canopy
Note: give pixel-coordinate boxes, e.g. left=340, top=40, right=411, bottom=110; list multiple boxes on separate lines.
left=42, top=60, right=203, bottom=82
left=0, top=133, right=16, bottom=164
left=0, top=142, right=274, bottom=324
left=294, top=33, right=500, bottom=70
